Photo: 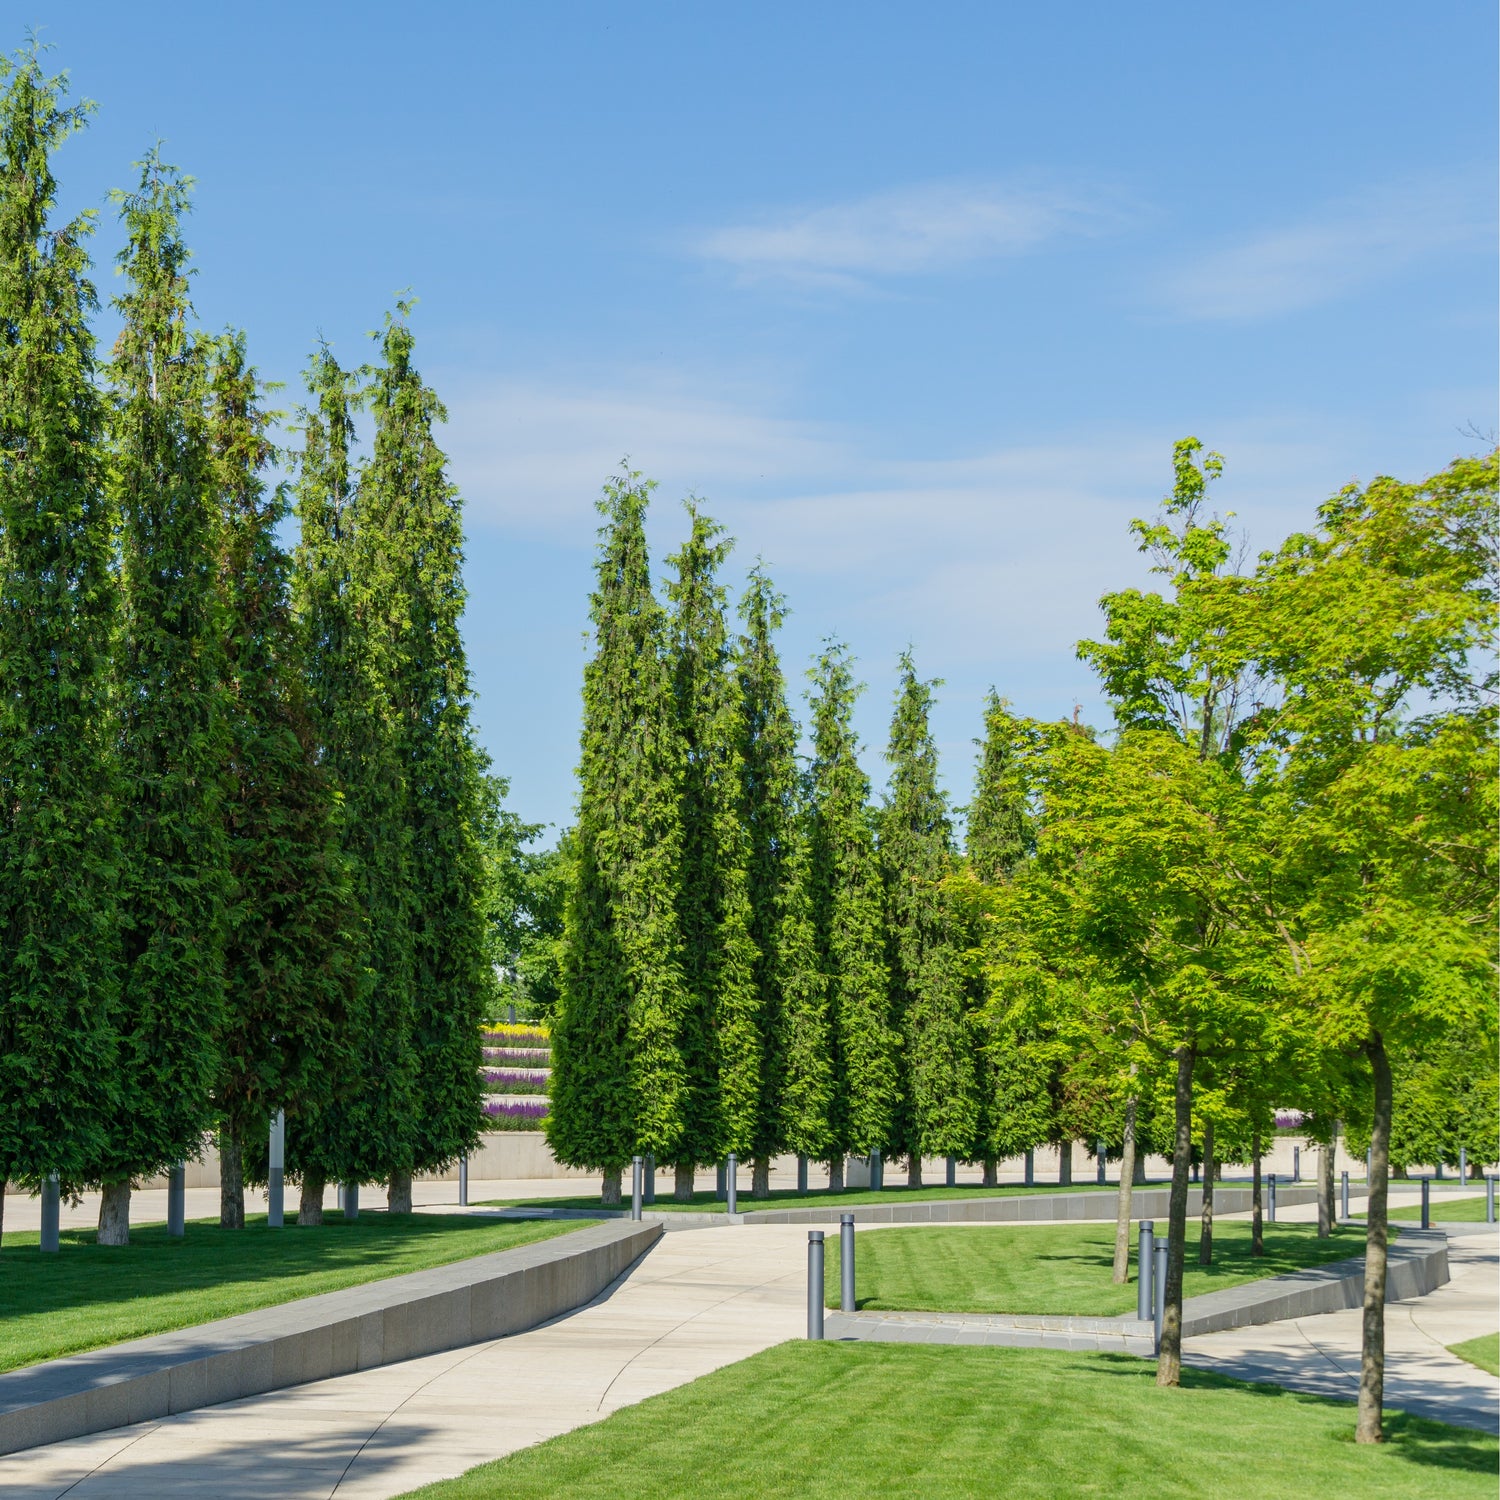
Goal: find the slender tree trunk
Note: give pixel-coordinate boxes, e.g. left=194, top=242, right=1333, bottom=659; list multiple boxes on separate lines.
left=828, top=1156, right=845, bottom=1191
left=674, top=1162, right=695, bottom=1202
left=1318, top=1139, right=1335, bottom=1237
left=1357, top=1034, right=1394, bottom=1445
left=1251, top=1135, right=1264, bottom=1256
left=600, top=1167, right=622, bottom=1206
left=98, top=1181, right=131, bottom=1246
left=1156, top=1043, right=1195, bottom=1387
left=907, top=1153, right=923, bottom=1189
left=219, top=1122, right=246, bottom=1230
left=387, top=1170, right=413, bottom=1214
left=751, top=1155, right=770, bottom=1199
left=1057, top=1141, right=1072, bottom=1186
left=298, top=1173, right=325, bottom=1227
left=1113, top=1096, right=1138, bottom=1283
left=982, top=1157, right=997, bottom=1188
left=1198, top=1119, right=1215, bottom=1266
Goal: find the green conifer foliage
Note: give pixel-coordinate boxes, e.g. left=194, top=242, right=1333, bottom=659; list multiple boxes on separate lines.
left=881, top=656, right=976, bottom=1181
left=666, top=506, right=761, bottom=1184
left=806, top=644, right=898, bottom=1163
left=735, top=566, right=800, bottom=1189
left=0, top=49, right=119, bottom=1227
left=967, top=691, right=1033, bottom=882
left=550, top=472, right=689, bottom=1198
left=209, top=332, right=354, bottom=1228
left=100, top=151, right=229, bottom=1241
left=361, top=312, right=489, bottom=1203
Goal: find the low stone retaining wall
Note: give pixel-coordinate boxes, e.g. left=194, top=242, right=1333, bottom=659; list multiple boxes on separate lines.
left=0, top=1218, right=660, bottom=1458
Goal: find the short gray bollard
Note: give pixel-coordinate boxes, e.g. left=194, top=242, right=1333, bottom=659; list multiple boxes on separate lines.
left=167, top=1162, right=186, bottom=1238
left=797, top=1153, right=808, bottom=1194
left=1153, top=1235, right=1167, bottom=1354
left=40, top=1173, right=60, bottom=1254
left=1293, top=1146, right=1300, bottom=1183
left=1486, top=1175, right=1496, bottom=1224
left=343, top=1181, right=359, bottom=1222
left=1366, top=1147, right=1373, bottom=1182
left=631, top=1155, right=643, bottom=1221
left=1137, top=1220, right=1154, bottom=1322
left=807, top=1231, right=826, bottom=1339
left=716, top=1161, right=727, bottom=1200
left=840, top=1213, right=856, bottom=1312
left=1341, top=1170, right=1349, bottom=1221
left=458, top=1154, right=468, bottom=1207
left=267, top=1109, right=285, bottom=1228
left=946, top=1154, right=957, bottom=1188
left=1458, top=1147, right=1466, bottom=1182
left=1420, top=1176, right=1430, bottom=1230
left=644, top=1153, right=656, bottom=1206
left=871, top=1149, right=883, bottom=1190
left=1096, top=1139, right=1107, bottom=1186
left=1267, top=1173, right=1277, bottom=1223
left=1024, top=1149, right=1034, bottom=1187
left=726, top=1152, right=738, bottom=1215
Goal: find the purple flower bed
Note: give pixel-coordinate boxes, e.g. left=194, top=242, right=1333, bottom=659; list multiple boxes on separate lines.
left=481, top=1027, right=550, bottom=1047
left=483, top=1099, right=549, bottom=1131
left=1275, top=1110, right=1307, bottom=1130
left=483, top=1048, right=551, bottom=1065
left=481, top=1069, right=549, bottom=1094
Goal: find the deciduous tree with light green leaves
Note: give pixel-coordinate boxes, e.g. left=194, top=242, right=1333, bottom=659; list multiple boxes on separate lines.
left=0, top=48, right=119, bottom=1239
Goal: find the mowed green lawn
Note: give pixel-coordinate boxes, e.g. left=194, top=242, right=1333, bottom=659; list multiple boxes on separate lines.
left=396, top=1342, right=1497, bottom=1500
left=834, top=1219, right=1372, bottom=1315
left=0, top=1212, right=586, bottom=1373
left=1449, top=1335, right=1500, bottom=1377
left=1390, top=1196, right=1491, bottom=1222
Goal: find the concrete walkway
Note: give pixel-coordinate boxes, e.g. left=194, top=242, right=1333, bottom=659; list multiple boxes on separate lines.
left=0, top=1224, right=808, bottom=1499
left=1185, top=1224, right=1500, bottom=1433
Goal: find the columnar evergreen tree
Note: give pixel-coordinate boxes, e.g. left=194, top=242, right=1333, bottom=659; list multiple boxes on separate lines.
left=209, top=332, right=354, bottom=1228
left=99, top=151, right=229, bottom=1244
left=665, top=506, right=761, bottom=1198
left=881, top=656, right=975, bottom=1186
left=967, top=691, right=1033, bottom=882
left=804, top=644, right=898, bottom=1184
left=736, top=565, right=799, bottom=1196
left=361, top=310, right=489, bottom=1210
left=549, top=471, right=690, bottom=1204
left=0, top=48, right=119, bottom=1238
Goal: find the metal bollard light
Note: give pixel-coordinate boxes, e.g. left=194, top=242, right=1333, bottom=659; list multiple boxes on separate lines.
left=840, top=1213, right=856, bottom=1312
left=1341, top=1170, right=1349, bottom=1222
left=167, top=1162, right=186, bottom=1238
left=871, top=1149, right=883, bottom=1191
left=716, top=1161, right=727, bottom=1201
left=1420, top=1176, right=1430, bottom=1230
left=458, top=1154, right=468, bottom=1207
left=644, top=1153, right=656, bottom=1206
left=1293, top=1146, right=1301, bottom=1183
left=1486, top=1174, right=1496, bottom=1225
left=1366, top=1147, right=1373, bottom=1182
left=807, top=1232, right=826, bottom=1339
left=268, top=1109, right=285, bottom=1228
left=946, top=1155, right=957, bottom=1189
left=1097, top=1139, right=1107, bottom=1186
left=40, top=1173, right=60, bottom=1254
left=1267, top=1174, right=1277, bottom=1223
left=727, top=1153, right=738, bottom=1215
left=1153, top=1235, right=1167, bottom=1354
left=1459, top=1147, right=1467, bottom=1183
left=631, top=1155, right=643, bottom=1221
left=1137, top=1220, right=1154, bottom=1323
left=797, top=1154, right=808, bottom=1194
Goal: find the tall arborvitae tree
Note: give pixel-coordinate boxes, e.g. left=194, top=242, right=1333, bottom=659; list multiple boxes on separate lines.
left=0, top=49, right=119, bottom=1238
left=736, top=565, right=799, bottom=1196
left=881, top=656, right=975, bottom=1186
left=550, top=471, right=690, bottom=1204
left=805, top=643, right=898, bottom=1183
left=210, top=332, right=355, bottom=1228
left=666, top=505, right=761, bottom=1198
left=361, top=311, right=489, bottom=1211
left=99, top=151, right=228, bottom=1243
left=968, top=690, right=1032, bottom=882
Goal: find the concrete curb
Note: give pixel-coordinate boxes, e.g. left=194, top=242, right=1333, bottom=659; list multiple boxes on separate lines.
left=0, top=1218, right=660, bottom=1458
left=827, top=1310, right=1155, bottom=1353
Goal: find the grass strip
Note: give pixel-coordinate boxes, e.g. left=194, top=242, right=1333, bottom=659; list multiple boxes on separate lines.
left=1389, top=1196, right=1490, bottom=1222
left=395, top=1341, right=1497, bottom=1499
left=0, top=1212, right=586, bottom=1374
left=835, top=1219, right=1374, bottom=1315
left=1448, top=1334, right=1500, bottom=1377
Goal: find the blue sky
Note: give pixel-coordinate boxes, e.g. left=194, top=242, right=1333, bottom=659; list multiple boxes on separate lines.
left=26, top=3, right=1497, bottom=834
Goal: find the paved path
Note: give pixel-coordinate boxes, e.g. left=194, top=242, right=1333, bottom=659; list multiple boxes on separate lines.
left=1185, top=1224, right=1500, bottom=1433
left=0, top=1224, right=807, bottom=1500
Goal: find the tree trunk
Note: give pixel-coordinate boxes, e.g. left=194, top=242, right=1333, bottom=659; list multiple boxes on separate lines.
left=674, top=1162, right=695, bottom=1202
left=298, top=1173, right=325, bottom=1226
left=1251, top=1136, right=1264, bottom=1256
left=1057, top=1141, right=1072, bottom=1186
left=907, top=1153, right=923, bottom=1189
left=751, top=1155, right=770, bottom=1199
left=97, top=1181, right=131, bottom=1246
left=1357, top=1034, right=1394, bottom=1445
left=828, top=1156, right=845, bottom=1192
left=1113, top=1096, right=1138, bottom=1283
left=1198, top=1118, right=1215, bottom=1266
left=1318, top=1139, right=1335, bottom=1236
left=219, top=1122, right=246, bottom=1229
left=1133, top=1148, right=1147, bottom=1186
left=387, top=1170, right=413, bottom=1214
left=600, top=1167, right=622, bottom=1206
left=982, top=1157, right=997, bottom=1188
left=1156, top=1043, right=1195, bottom=1387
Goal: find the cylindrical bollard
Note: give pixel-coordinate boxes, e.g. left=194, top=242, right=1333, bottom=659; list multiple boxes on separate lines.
left=1366, top=1147, right=1373, bottom=1182
left=1267, top=1173, right=1277, bottom=1223
left=1459, top=1147, right=1467, bottom=1182
left=40, top=1172, right=60, bottom=1253
left=459, top=1154, right=469, bottom=1207
left=1293, top=1145, right=1300, bottom=1183
left=1097, top=1139, right=1107, bottom=1185
left=807, top=1232, right=826, bottom=1339
left=797, top=1154, right=808, bottom=1194
left=716, top=1161, right=727, bottom=1201
left=1137, top=1220, right=1154, bottom=1322
left=727, top=1153, right=738, bottom=1215
left=946, top=1155, right=957, bottom=1188
left=1420, top=1176, right=1430, bottom=1230
left=1153, top=1235, right=1167, bottom=1353
left=1024, top=1149, right=1034, bottom=1187
left=1487, top=1174, right=1496, bottom=1224
left=871, top=1149, right=883, bottom=1190
left=840, top=1213, right=856, bottom=1312
left=167, top=1162, right=186, bottom=1238
left=644, top=1153, right=656, bottom=1206
left=343, top=1181, right=359, bottom=1222
left=1341, top=1170, right=1349, bottom=1221
left=268, top=1108, right=285, bottom=1228
left=631, top=1155, right=643, bottom=1221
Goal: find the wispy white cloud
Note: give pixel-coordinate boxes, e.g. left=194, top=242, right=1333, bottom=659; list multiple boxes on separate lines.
left=1160, top=176, right=1493, bottom=320
left=693, top=180, right=1111, bottom=287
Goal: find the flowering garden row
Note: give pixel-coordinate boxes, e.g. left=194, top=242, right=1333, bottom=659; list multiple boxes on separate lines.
left=480, top=1022, right=551, bottom=1130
